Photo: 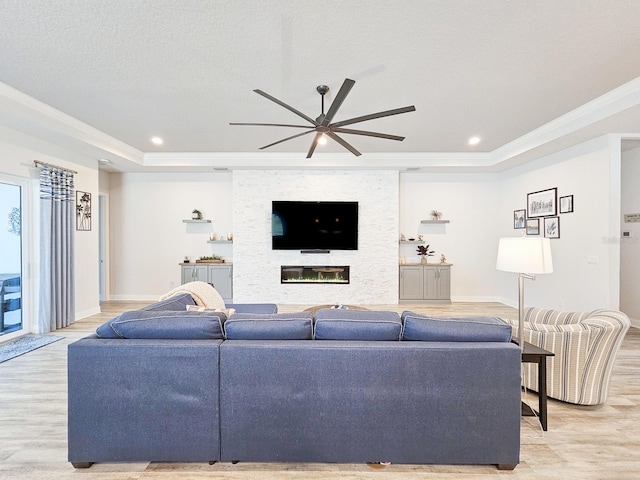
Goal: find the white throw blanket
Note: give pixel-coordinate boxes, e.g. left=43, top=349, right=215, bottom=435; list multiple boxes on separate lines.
left=159, top=281, right=226, bottom=310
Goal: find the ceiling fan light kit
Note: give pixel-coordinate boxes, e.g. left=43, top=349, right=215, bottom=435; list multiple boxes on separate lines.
left=230, top=78, right=416, bottom=158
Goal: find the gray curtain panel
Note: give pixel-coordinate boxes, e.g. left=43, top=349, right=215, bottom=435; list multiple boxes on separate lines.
left=39, top=166, right=75, bottom=333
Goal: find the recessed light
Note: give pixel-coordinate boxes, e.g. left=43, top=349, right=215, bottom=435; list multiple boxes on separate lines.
left=151, top=136, right=164, bottom=145
left=98, top=158, right=111, bottom=164
left=468, top=136, right=481, bottom=146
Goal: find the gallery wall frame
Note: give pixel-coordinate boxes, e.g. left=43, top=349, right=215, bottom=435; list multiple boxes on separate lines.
left=526, top=218, right=540, bottom=235
left=544, top=216, right=560, bottom=239
left=559, top=195, right=574, bottom=213
left=514, top=209, right=525, bottom=229
left=527, top=187, right=557, bottom=218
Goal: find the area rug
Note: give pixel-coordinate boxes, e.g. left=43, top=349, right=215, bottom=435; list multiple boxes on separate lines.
left=0, top=335, right=63, bottom=363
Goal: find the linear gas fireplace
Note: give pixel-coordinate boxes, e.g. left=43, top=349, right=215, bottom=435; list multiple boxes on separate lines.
left=281, top=266, right=350, bottom=284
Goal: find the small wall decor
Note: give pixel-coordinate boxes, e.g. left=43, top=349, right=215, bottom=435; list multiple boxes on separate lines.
left=544, top=216, right=560, bottom=239
left=430, top=210, right=442, bottom=220
left=192, top=209, right=202, bottom=220
left=76, top=191, right=91, bottom=231
left=526, top=218, right=540, bottom=235
left=7, top=207, right=20, bottom=235
left=559, top=195, right=574, bottom=213
left=527, top=187, right=557, bottom=218
left=513, top=209, right=525, bottom=229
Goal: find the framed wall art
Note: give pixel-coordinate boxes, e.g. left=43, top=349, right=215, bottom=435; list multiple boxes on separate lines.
left=76, top=191, right=92, bottom=231
left=526, top=218, right=540, bottom=235
left=527, top=187, right=557, bottom=218
left=514, top=209, right=525, bottom=229
left=544, top=216, right=560, bottom=239
left=559, top=195, right=574, bottom=213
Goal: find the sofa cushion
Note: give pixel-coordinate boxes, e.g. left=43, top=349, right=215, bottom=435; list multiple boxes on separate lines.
left=401, top=311, right=512, bottom=342
left=224, top=312, right=313, bottom=340
left=140, top=292, right=196, bottom=311
left=314, top=309, right=402, bottom=340
left=96, top=310, right=225, bottom=339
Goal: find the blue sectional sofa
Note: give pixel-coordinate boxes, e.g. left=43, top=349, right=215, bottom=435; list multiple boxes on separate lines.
left=68, top=294, right=522, bottom=470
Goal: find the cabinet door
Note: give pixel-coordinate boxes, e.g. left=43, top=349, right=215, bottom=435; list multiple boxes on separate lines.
left=181, top=265, right=208, bottom=284
left=208, top=265, right=233, bottom=301
left=399, top=266, right=424, bottom=300
left=424, top=266, right=451, bottom=300
left=437, top=266, right=451, bottom=300
left=423, top=267, right=438, bottom=300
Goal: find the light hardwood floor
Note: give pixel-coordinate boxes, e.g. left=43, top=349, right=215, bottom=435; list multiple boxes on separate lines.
left=1, top=301, right=639, bottom=479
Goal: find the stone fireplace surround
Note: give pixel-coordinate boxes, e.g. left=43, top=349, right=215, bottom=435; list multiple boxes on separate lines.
left=232, top=170, right=399, bottom=305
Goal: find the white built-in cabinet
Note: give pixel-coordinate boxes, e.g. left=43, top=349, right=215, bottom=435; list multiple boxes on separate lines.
left=399, top=264, right=451, bottom=303
left=180, top=263, right=233, bottom=303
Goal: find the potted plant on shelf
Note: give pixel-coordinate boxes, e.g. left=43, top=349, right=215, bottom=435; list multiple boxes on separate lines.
left=192, top=209, right=202, bottom=220
left=417, top=244, right=435, bottom=264
left=196, top=255, right=224, bottom=264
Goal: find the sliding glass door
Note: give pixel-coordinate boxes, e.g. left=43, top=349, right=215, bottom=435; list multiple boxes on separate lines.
left=0, top=180, right=23, bottom=336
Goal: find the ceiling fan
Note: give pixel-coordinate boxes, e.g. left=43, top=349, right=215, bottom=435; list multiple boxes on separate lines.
left=230, top=78, right=416, bottom=158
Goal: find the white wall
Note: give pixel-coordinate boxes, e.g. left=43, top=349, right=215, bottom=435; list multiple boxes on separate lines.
left=495, top=136, right=620, bottom=312
left=399, top=173, right=501, bottom=301
left=621, top=146, right=640, bottom=326
left=232, top=170, right=399, bottom=304
left=105, top=136, right=624, bottom=313
left=108, top=171, right=233, bottom=299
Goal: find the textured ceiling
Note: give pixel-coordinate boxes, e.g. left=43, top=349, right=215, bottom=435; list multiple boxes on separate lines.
left=1, top=0, right=640, bottom=169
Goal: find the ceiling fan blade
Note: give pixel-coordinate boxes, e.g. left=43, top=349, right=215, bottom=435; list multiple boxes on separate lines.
left=330, top=105, right=416, bottom=128
left=230, top=122, right=315, bottom=129
left=306, top=132, right=324, bottom=158
left=254, top=89, right=318, bottom=125
left=326, top=132, right=361, bottom=157
left=259, top=129, right=316, bottom=150
left=322, top=78, right=355, bottom=126
left=331, top=127, right=405, bottom=141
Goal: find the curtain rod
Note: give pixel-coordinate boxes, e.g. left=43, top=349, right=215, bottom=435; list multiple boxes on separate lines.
left=34, top=160, right=78, bottom=175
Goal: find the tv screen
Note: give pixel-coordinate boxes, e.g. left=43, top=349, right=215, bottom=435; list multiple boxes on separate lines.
left=272, top=201, right=358, bottom=251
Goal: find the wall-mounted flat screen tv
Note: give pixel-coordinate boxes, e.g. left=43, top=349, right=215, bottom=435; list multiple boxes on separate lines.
left=272, top=201, right=358, bottom=251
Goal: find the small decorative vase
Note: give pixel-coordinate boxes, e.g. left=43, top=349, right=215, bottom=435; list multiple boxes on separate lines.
left=421, top=256, right=428, bottom=264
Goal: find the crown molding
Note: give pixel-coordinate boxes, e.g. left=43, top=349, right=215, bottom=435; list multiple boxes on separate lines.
left=0, top=81, right=144, bottom=165
left=142, top=151, right=492, bottom=171
left=491, top=76, right=640, bottom=166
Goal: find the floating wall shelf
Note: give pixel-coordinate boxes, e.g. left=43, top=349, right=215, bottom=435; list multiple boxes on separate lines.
left=400, top=240, right=424, bottom=244
left=207, top=240, right=233, bottom=244
left=182, top=219, right=211, bottom=223
left=420, top=220, right=450, bottom=224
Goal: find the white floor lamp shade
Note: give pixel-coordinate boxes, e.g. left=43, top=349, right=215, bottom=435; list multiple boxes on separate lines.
left=496, top=237, right=553, bottom=350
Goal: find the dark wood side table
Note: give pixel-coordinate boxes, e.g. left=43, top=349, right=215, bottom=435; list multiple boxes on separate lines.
left=520, top=341, right=554, bottom=431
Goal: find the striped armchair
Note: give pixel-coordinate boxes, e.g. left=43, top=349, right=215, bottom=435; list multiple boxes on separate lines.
left=504, top=307, right=630, bottom=405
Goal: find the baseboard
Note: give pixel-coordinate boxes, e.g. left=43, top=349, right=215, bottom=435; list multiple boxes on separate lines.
left=451, top=296, right=508, bottom=304
left=108, top=295, right=159, bottom=302
left=75, top=306, right=101, bottom=321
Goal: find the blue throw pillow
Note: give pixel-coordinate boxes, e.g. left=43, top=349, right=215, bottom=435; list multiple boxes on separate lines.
left=314, top=309, right=402, bottom=341
left=96, top=310, right=225, bottom=339
left=140, top=293, right=196, bottom=311
left=224, top=312, right=313, bottom=340
left=401, top=311, right=512, bottom=342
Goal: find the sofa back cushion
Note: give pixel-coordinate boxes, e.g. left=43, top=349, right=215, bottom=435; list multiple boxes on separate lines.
left=224, top=312, right=313, bottom=340
left=225, top=303, right=278, bottom=314
left=314, top=309, right=402, bottom=340
left=401, top=311, right=512, bottom=342
left=96, top=310, right=225, bottom=339
left=141, top=292, right=196, bottom=311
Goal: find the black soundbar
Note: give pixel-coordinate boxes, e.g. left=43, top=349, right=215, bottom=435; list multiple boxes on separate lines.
left=301, top=249, right=330, bottom=254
